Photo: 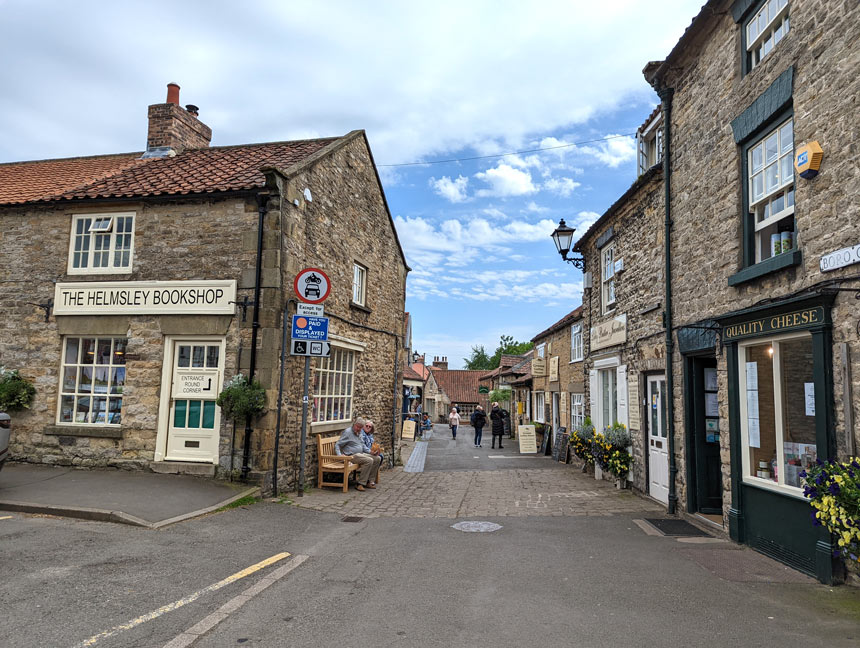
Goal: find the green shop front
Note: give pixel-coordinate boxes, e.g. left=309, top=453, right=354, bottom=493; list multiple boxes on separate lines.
left=717, top=292, right=841, bottom=583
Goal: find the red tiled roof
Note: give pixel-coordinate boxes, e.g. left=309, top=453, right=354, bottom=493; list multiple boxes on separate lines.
left=532, top=306, right=583, bottom=342
left=429, top=368, right=485, bottom=405
left=0, top=138, right=338, bottom=206
left=411, top=363, right=430, bottom=380
left=403, top=365, right=423, bottom=381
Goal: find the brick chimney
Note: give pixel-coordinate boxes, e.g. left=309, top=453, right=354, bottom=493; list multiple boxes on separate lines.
left=144, top=83, right=212, bottom=157
left=434, top=356, right=448, bottom=370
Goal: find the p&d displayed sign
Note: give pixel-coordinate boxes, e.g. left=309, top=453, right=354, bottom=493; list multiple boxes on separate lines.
left=795, top=141, right=823, bottom=179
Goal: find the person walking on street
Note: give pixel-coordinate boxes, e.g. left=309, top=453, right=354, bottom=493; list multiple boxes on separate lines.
left=334, top=416, right=381, bottom=491
left=448, top=406, right=460, bottom=440
left=470, top=405, right=487, bottom=448
left=490, top=402, right=505, bottom=449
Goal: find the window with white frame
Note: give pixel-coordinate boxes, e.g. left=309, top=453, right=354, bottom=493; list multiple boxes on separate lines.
left=570, top=323, right=583, bottom=362
left=637, top=114, right=663, bottom=176
left=312, top=346, right=356, bottom=424
left=534, top=391, right=545, bottom=423
left=68, top=213, right=135, bottom=274
left=601, top=243, right=616, bottom=313
left=748, top=117, right=794, bottom=263
left=599, top=368, right=617, bottom=430
left=58, top=337, right=127, bottom=425
left=536, top=343, right=546, bottom=359
left=738, top=332, right=816, bottom=493
left=352, top=263, right=367, bottom=306
left=746, top=0, right=789, bottom=71
left=570, top=393, right=584, bottom=430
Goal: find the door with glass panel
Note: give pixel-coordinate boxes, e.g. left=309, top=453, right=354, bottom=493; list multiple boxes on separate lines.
left=166, top=339, right=224, bottom=462
left=647, top=375, right=669, bottom=504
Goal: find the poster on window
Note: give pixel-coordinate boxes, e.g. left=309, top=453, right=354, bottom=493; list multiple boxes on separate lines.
left=746, top=390, right=759, bottom=418
left=747, top=417, right=760, bottom=448
left=804, top=382, right=815, bottom=416
left=705, top=393, right=719, bottom=417
left=745, top=362, right=758, bottom=390
left=704, top=367, right=718, bottom=392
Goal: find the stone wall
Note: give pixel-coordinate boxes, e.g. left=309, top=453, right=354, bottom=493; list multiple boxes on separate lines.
left=659, top=0, right=860, bottom=514
left=580, top=170, right=666, bottom=494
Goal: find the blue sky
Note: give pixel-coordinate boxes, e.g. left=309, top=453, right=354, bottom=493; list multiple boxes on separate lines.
left=0, top=0, right=703, bottom=367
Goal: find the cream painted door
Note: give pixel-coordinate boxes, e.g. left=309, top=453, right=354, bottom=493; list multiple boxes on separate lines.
left=165, top=339, right=224, bottom=462
left=647, top=375, right=669, bottom=504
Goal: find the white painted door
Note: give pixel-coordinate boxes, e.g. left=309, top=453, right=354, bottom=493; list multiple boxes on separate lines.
left=165, top=339, right=224, bottom=462
left=647, top=375, right=669, bottom=504
left=552, top=392, right=560, bottom=431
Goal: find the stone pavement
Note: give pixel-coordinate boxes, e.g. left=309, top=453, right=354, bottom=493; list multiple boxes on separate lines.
left=293, top=425, right=663, bottom=519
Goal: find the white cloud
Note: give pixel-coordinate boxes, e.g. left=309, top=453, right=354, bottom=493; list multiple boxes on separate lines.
left=429, top=174, right=469, bottom=203
left=542, top=177, right=581, bottom=197
left=524, top=201, right=549, bottom=213
left=576, top=135, right=638, bottom=168
left=474, top=163, right=537, bottom=197
left=573, top=210, right=601, bottom=232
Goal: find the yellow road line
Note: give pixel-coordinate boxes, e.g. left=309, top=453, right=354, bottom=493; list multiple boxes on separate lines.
left=0, top=515, right=13, bottom=520
left=71, top=552, right=290, bottom=648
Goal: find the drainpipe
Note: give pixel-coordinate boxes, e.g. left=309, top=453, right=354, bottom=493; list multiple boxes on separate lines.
left=241, top=192, right=268, bottom=481
left=658, top=86, right=677, bottom=514
left=392, top=334, right=400, bottom=468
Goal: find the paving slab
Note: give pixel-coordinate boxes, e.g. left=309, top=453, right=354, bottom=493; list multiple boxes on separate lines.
left=0, top=463, right=256, bottom=527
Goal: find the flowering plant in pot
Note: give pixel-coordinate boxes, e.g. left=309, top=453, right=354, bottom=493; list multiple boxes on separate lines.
left=571, top=418, right=595, bottom=470
left=215, top=374, right=266, bottom=421
left=604, top=422, right=633, bottom=485
left=802, top=458, right=860, bottom=571
left=0, top=368, right=36, bottom=413
left=591, top=432, right=612, bottom=473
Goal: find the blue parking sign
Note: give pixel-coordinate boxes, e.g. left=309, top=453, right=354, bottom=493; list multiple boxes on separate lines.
left=292, top=315, right=329, bottom=340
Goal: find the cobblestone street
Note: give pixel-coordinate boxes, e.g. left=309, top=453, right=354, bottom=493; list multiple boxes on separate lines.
left=294, top=425, right=663, bottom=518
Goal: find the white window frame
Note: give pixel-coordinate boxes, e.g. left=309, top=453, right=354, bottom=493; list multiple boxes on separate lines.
left=352, top=263, right=367, bottom=306
left=311, top=345, right=358, bottom=426
left=570, top=323, right=583, bottom=363
left=570, top=392, right=584, bottom=430
left=56, top=336, right=127, bottom=426
left=536, top=343, right=546, bottom=359
left=748, top=118, right=794, bottom=263
left=737, top=331, right=815, bottom=497
left=746, top=0, right=789, bottom=70
left=67, top=212, right=135, bottom=275
left=601, top=243, right=616, bottom=313
left=534, top=391, right=546, bottom=423
left=637, top=113, right=663, bottom=175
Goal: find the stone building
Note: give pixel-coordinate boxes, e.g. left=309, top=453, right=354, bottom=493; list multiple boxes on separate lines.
left=573, top=161, right=666, bottom=493
left=530, top=306, right=585, bottom=453
left=640, top=0, right=859, bottom=583
left=507, top=350, right=535, bottom=431
left=0, top=83, right=408, bottom=492
left=425, top=357, right=488, bottom=422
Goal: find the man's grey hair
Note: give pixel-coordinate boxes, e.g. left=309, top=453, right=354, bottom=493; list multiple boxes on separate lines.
left=353, top=416, right=366, bottom=428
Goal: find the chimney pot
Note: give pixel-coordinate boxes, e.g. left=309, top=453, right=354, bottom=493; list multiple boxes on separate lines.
left=185, top=104, right=199, bottom=116
left=166, top=83, right=180, bottom=105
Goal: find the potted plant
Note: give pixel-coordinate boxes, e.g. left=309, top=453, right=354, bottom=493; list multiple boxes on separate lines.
left=604, top=422, right=632, bottom=488
left=215, top=374, right=266, bottom=421
left=802, top=458, right=860, bottom=574
left=571, top=418, right=595, bottom=473
left=0, top=368, right=36, bottom=414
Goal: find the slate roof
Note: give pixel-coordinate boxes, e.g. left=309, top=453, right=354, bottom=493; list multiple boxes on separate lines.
left=429, top=368, right=485, bottom=404
left=532, top=306, right=583, bottom=342
left=0, top=138, right=338, bottom=206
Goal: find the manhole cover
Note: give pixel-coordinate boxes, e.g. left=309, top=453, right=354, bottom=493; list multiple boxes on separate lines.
left=452, top=521, right=502, bottom=533
left=644, top=518, right=711, bottom=537
left=342, top=516, right=364, bottom=523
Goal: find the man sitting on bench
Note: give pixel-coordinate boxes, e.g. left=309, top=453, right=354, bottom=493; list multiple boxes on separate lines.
left=335, top=416, right=381, bottom=492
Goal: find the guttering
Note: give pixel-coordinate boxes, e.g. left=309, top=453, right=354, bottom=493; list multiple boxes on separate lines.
left=657, top=85, right=678, bottom=515
left=241, top=191, right=268, bottom=481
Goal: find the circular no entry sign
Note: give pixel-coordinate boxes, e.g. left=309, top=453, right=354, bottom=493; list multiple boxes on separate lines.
left=294, top=267, right=331, bottom=304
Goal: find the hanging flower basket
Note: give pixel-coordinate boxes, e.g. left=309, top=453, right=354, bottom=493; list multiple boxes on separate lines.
left=0, top=368, right=36, bottom=413
left=215, top=374, right=266, bottom=421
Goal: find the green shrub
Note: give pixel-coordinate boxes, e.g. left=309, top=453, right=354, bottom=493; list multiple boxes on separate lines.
left=0, top=368, right=36, bottom=412
left=216, top=374, right=266, bottom=421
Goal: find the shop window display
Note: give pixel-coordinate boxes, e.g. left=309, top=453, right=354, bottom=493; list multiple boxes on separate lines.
left=58, top=337, right=127, bottom=425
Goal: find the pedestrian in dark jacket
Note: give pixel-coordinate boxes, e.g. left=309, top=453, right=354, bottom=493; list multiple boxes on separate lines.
left=470, top=405, right=487, bottom=448
left=490, top=402, right=505, bottom=449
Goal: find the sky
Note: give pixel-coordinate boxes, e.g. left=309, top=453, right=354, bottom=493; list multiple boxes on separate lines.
left=0, top=0, right=702, bottom=368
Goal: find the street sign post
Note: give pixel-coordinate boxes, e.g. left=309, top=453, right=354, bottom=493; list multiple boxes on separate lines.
left=292, top=315, right=329, bottom=340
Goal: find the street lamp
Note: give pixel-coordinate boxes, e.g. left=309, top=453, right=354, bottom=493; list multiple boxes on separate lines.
left=412, top=351, right=421, bottom=364
left=550, top=219, right=585, bottom=270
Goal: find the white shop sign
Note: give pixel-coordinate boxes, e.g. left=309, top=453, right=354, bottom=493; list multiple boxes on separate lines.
left=171, top=369, right=220, bottom=398
left=54, top=280, right=237, bottom=315
left=820, top=243, right=860, bottom=273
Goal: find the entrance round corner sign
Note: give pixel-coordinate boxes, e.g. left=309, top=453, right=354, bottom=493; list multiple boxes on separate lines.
left=294, top=267, right=331, bottom=304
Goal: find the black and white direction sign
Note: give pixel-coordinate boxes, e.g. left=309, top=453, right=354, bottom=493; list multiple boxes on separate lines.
left=290, top=339, right=331, bottom=357
left=297, top=303, right=324, bottom=317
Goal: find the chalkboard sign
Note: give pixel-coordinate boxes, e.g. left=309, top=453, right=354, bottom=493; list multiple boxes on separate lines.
left=552, top=427, right=568, bottom=461
left=540, top=425, right=552, bottom=455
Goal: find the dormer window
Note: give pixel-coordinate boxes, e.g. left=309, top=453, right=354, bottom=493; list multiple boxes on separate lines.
left=637, top=111, right=663, bottom=176
left=68, top=212, right=135, bottom=274
left=746, top=0, right=790, bottom=71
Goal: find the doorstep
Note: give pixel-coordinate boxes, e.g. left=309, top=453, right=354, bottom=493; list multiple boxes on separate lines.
left=151, top=461, right=216, bottom=477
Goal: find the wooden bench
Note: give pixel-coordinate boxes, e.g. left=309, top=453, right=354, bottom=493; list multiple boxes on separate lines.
left=316, top=435, right=383, bottom=492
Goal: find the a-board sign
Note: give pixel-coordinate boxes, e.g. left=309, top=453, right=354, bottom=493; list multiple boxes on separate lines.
left=290, top=340, right=331, bottom=357
left=401, top=419, right=416, bottom=440
left=552, top=427, right=569, bottom=462
left=297, top=303, right=324, bottom=317
left=294, top=268, right=331, bottom=304
left=518, top=425, right=537, bottom=453
left=539, top=425, right=552, bottom=455
left=292, top=315, right=329, bottom=340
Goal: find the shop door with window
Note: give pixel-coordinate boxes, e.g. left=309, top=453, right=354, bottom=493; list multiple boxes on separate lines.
left=648, top=375, right=669, bottom=504
left=166, top=340, right=224, bottom=463
left=693, top=358, right=723, bottom=514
